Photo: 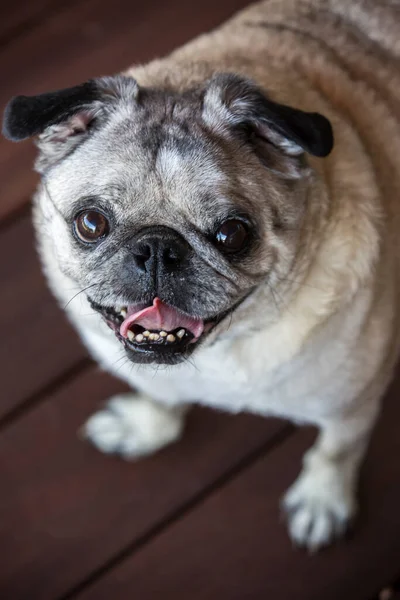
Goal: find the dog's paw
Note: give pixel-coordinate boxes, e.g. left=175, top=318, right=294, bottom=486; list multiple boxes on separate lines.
left=282, top=453, right=356, bottom=551
left=81, top=394, right=185, bottom=459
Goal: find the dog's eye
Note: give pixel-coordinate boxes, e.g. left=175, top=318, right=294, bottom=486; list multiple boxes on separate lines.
left=74, top=210, right=109, bottom=243
left=215, top=219, right=248, bottom=253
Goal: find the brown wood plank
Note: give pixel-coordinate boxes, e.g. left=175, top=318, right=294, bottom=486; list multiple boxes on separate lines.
left=0, top=0, right=66, bottom=41
left=0, top=0, right=252, bottom=222
left=0, top=367, right=285, bottom=600
left=0, top=215, right=87, bottom=420
left=76, top=369, right=400, bottom=600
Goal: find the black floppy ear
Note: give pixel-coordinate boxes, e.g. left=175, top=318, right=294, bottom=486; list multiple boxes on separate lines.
left=2, top=81, right=100, bottom=142
left=2, top=75, right=139, bottom=172
left=202, top=73, right=333, bottom=158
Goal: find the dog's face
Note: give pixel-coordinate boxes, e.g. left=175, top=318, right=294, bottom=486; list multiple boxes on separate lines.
left=3, top=74, right=333, bottom=365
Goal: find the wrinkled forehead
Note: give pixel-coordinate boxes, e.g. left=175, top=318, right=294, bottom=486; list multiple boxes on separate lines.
left=48, top=101, right=236, bottom=228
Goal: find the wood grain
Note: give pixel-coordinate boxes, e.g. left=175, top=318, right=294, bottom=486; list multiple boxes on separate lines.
left=76, top=369, right=400, bottom=600
left=0, top=367, right=285, bottom=600
left=0, top=216, right=87, bottom=420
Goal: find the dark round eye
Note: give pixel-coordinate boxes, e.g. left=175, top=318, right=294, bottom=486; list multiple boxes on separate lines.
left=215, top=219, right=248, bottom=253
left=74, top=210, right=109, bottom=243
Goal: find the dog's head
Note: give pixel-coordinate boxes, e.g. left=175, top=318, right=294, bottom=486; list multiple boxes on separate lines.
left=3, top=74, right=333, bottom=365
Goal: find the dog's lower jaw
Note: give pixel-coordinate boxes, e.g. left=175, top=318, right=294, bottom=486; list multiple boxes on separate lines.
left=87, top=290, right=257, bottom=366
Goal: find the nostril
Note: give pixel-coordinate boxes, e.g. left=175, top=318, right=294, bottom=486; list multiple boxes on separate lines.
left=133, top=243, right=151, bottom=272
left=129, top=231, right=189, bottom=275
left=163, top=246, right=182, bottom=267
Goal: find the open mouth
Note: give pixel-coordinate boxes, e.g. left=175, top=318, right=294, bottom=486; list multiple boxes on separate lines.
left=88, top=297, right=216, bottom=364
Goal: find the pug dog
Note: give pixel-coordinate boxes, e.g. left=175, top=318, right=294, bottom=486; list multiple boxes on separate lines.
left=3, top=0, right=400, bottom=551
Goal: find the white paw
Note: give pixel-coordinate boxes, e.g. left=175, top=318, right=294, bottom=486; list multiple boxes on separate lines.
left=81, top=394, right=185, bottom=459
left=282, top=453, right=356, bottom=551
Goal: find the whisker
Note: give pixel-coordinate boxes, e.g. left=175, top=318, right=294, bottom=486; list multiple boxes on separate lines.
left=274, top=274, right=325, bottom=293
left=185, top=354, right=200, bottom=372
left=115, top=358, right=132, bottom=376
left=42, top=179, right=66, bottom=221
left=63, top=283, right=99, bottom=310
left=268, top=280, right=295, bottom=318
left=267, top=281, right=281, bottom=317
left=152, top=363, right=161, bottom=379
left=110, top=353, right=129, bottom=370
left=226, top=311, right=234, bottom=332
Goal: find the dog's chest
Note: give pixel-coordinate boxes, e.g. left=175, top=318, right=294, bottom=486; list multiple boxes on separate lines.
left=130, top=315, right=363, bottom=423
left=75, top=288, right=372, bottom=424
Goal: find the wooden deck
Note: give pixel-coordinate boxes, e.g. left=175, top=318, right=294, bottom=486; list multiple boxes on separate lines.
left=1, top=1, right=400, bottom=598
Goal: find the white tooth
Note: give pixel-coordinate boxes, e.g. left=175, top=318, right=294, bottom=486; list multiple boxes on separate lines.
left=177, top=329, right=185, bottom=339
left=160, top=331, right=167, bottom=337
left=152, top=333, right=160, bottom=341
left=127, top=330, right=134, bottom=341
left=166, top=334, right=176, bottom=343
left=120, top=309, right=127, bottom=318
left=143, top=331, right=150, bottom=337
left=136, top=334, right=144, bottom=342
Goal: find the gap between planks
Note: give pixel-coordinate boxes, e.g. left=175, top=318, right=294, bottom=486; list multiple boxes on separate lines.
left=57, top=424, right=295, bottom=600
left=0, top=357, right=92, bottom=432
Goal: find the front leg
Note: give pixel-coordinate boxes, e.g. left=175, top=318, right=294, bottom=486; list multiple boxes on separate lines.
left=283, top=401, right=379, bottom=551
left=82, top=393, right=187, bottom=459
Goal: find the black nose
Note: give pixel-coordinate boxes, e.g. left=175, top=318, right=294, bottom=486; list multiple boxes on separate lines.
left=130, top=226, right=190, bottom=274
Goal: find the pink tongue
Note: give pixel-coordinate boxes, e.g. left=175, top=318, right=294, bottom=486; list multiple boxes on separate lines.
left=120, top=298, right=204, bottom=340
